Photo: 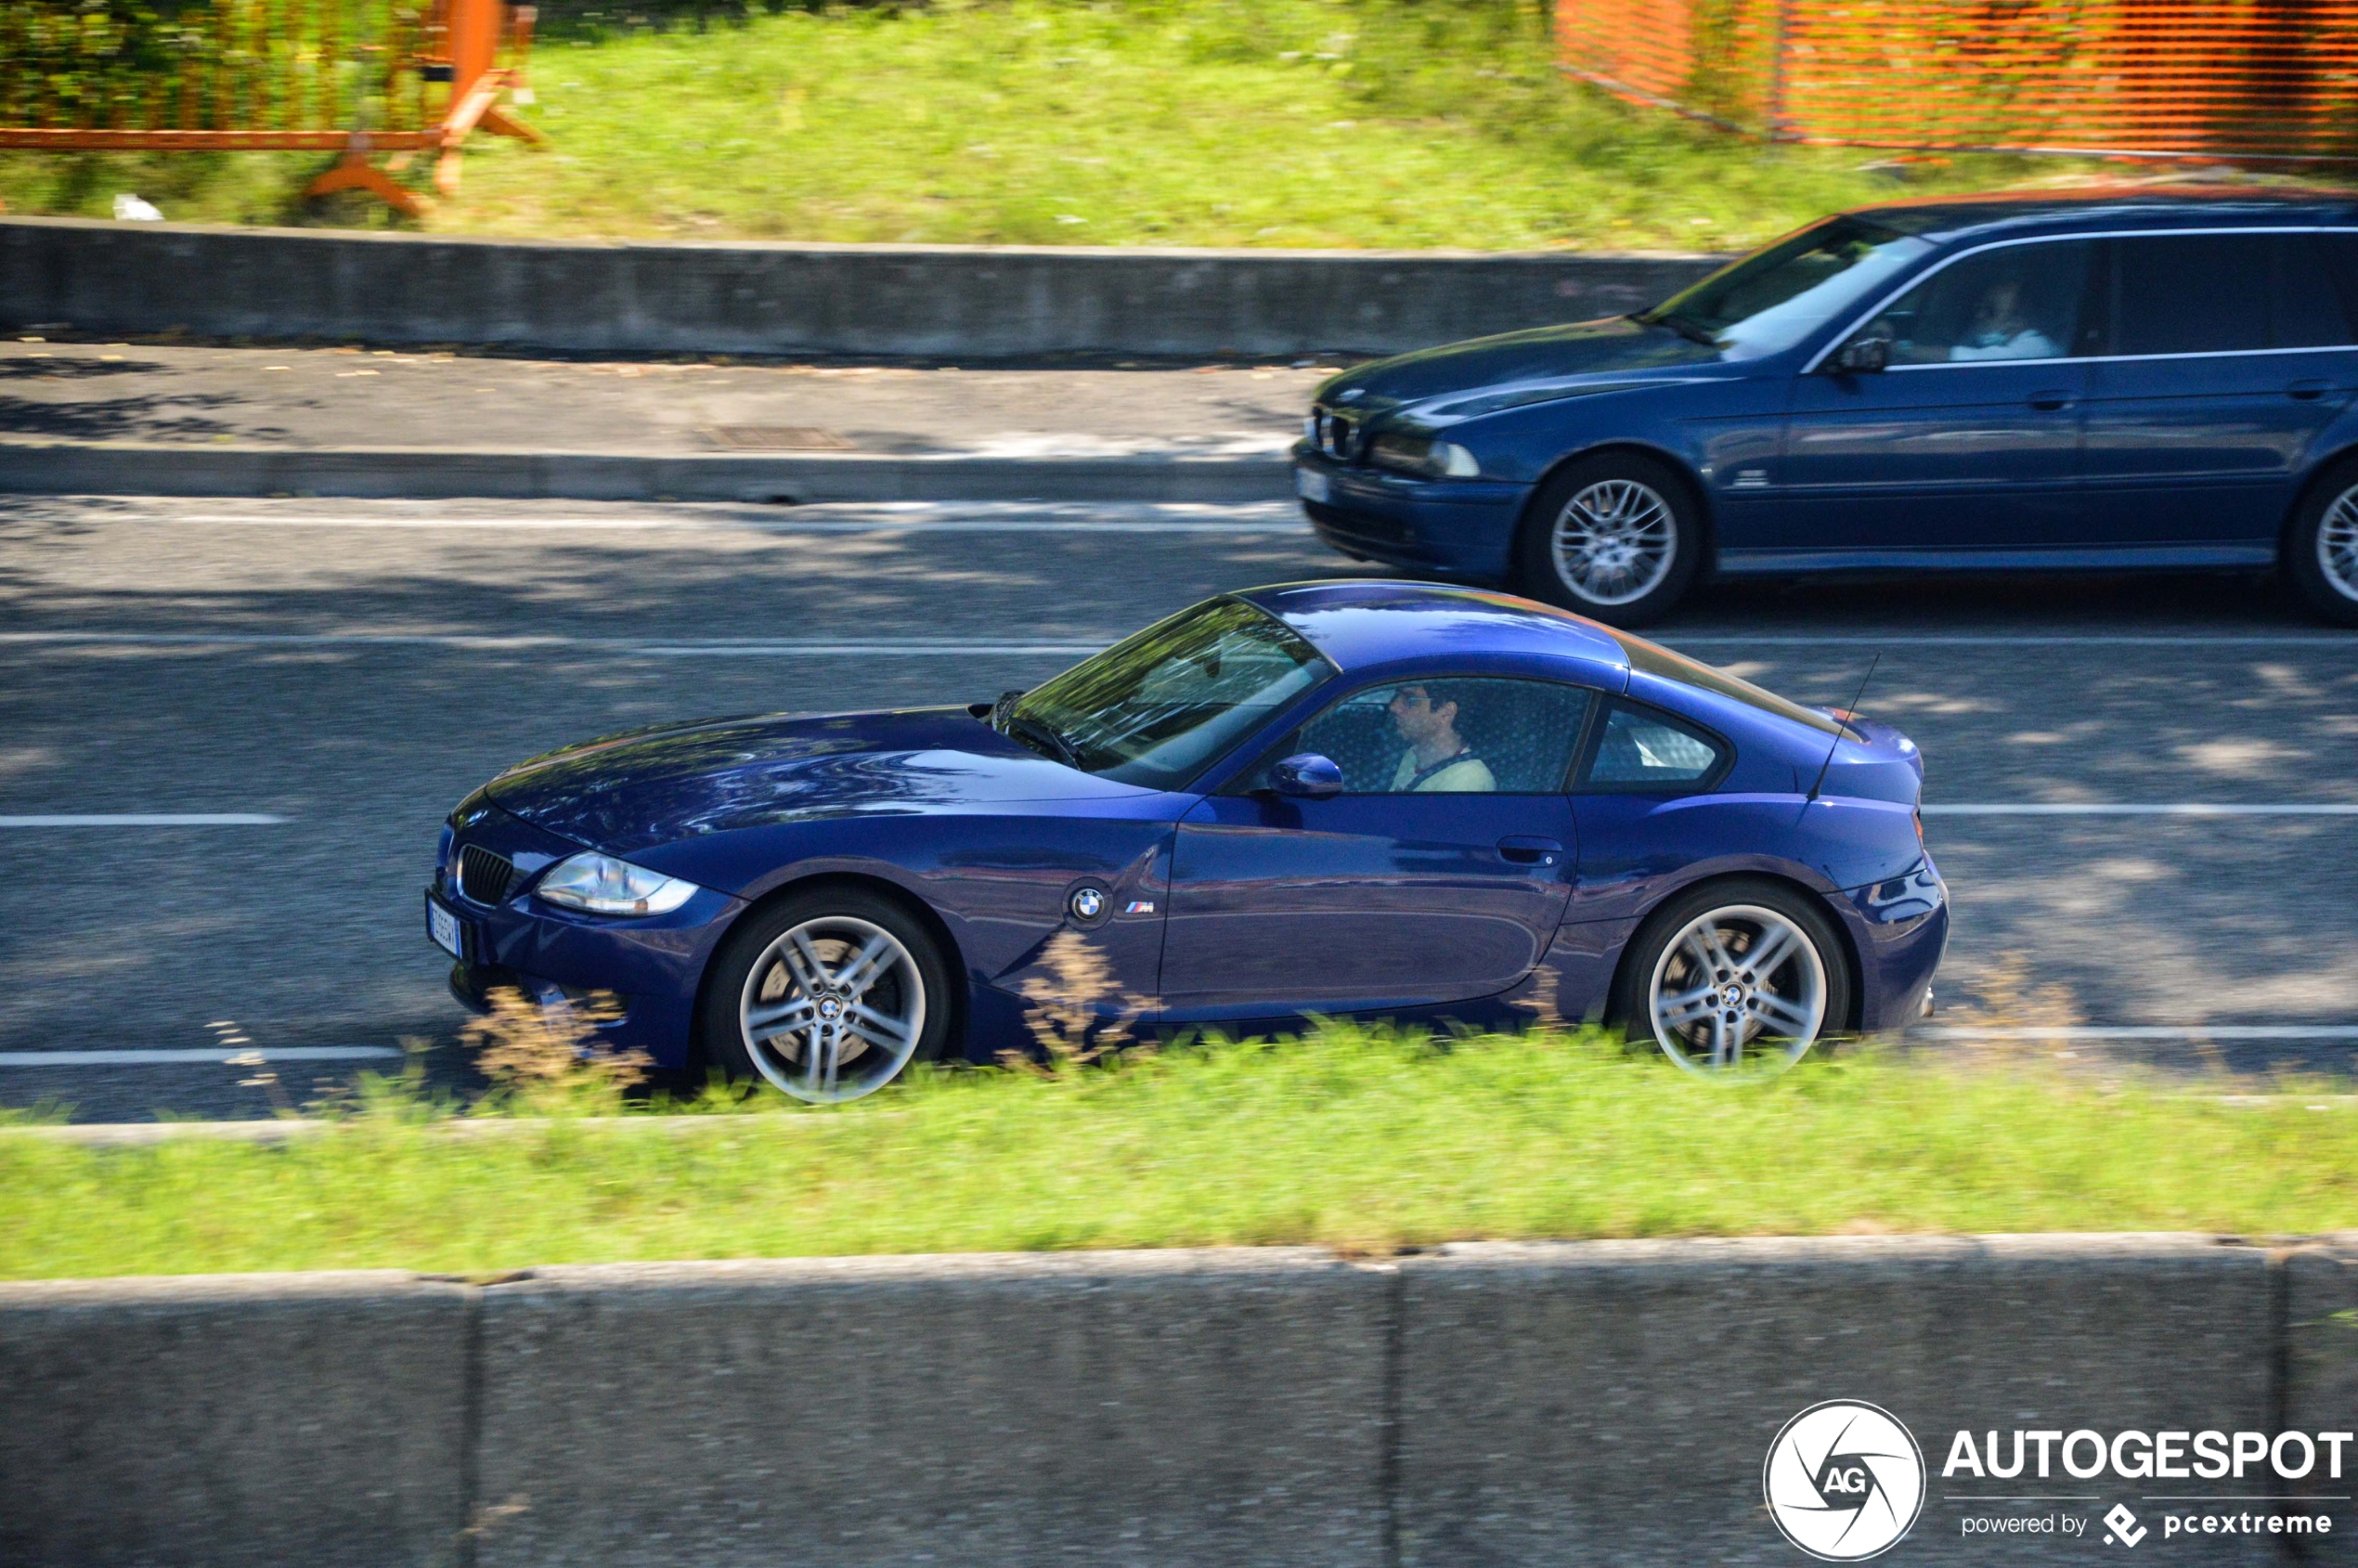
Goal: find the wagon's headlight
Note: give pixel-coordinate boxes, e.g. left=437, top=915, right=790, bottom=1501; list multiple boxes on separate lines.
left=1368, top=433, right=1480, bottom=479
left=533, top=852, right=700, bottom=916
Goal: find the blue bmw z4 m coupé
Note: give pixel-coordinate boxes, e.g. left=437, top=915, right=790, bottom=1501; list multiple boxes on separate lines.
left=1296, top=190, right=2358, bottom=625
left=427, top=584, right=1947, bottom=1100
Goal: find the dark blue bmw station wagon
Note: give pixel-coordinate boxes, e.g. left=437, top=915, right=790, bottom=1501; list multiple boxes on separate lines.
left=1295, top=190, right=2358, bottom=625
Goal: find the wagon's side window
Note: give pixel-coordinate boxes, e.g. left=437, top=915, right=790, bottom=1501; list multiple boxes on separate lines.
left=1578, top=703, right=1726, bottom=792
left=1235, top=678, right=1594, bottom=795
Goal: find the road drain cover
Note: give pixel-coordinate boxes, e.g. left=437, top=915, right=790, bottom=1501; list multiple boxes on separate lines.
left=706, top=425, right=855, bottom=450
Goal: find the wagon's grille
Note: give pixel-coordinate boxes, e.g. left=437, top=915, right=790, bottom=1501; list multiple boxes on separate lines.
left=456, top=846, right=517, bottom=906
left=1314, top=408, right=1361, bottom=461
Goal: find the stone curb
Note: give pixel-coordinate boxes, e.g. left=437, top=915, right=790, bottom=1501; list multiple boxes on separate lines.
left=0, top=216, right=1726, bottom=358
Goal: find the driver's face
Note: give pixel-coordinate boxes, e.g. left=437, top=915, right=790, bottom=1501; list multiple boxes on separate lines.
left=1390, top=686, right=1441, bottom=744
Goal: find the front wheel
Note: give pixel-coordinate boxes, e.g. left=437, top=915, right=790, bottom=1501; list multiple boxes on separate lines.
left=1512, top=453, right=1704, bottom=627
left=1613, top=878, right=1853, bottom=1077
left=698, top=887, right=954, bottom=1103
left=2286, top=461, right=2358, bottom=628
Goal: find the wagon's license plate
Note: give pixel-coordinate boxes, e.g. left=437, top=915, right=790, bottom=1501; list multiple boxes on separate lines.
left=1295, top=466, right=1330, bottom=503
left=426, top=893, right=466, bottom=960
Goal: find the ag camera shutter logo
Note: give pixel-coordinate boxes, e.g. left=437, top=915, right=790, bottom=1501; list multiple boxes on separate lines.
left=1764, top=1400, right=1926, bottom=1561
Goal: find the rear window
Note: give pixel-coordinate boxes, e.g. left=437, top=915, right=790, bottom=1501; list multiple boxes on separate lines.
left=1606, top=632, right=1841, bottom=735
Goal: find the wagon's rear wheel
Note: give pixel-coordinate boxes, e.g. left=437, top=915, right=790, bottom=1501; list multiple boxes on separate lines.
left=699, top=887, right=953, bottom=1103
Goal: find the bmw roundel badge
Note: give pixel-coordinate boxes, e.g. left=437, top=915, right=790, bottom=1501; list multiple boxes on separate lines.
left=1069, top=886, right=1107, bottom=923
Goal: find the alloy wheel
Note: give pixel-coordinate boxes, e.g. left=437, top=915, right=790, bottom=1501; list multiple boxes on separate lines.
left=1550, top=478, right=1678, bottom=607
left=2318, top=484, right=2358, bottom=605
left=1646, top=903, right=1827, bottom=1076
left=738, top=915, right=927, bottom=1103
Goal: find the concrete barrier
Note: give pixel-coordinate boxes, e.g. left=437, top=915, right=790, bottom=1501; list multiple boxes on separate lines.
left=2286, top=1245, right=2358, bottom=1567
left=3, top=1237, right=2345, bottom=1567
left=1397, top=1236, right=2277, bottom=1567
left=0, top=1271, right=473, bottom=1568
left=0, top=218, right=1724, bottom=358
left=473, top=1251, right=1391, bottom=1567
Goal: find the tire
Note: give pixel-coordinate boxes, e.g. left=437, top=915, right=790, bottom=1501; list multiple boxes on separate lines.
left=1512, top=452, right=1704, bottom=627
left=1611, top=877, right=1853, bottom=1077
left=697, top=885, right=955, bottom=1103
left=2285, top=459, right=2358, bottom=628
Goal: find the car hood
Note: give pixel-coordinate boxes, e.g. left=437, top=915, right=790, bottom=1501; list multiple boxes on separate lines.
left=1316, top=317, right=1724, bottom=414
left=484, top=706, right=1151, bottom=855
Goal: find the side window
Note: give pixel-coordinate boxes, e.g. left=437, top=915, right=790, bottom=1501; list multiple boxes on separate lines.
left=1580, top=703, right=1725, bottom=791
left=2113, top=235, right=2271, bottom=356
left=1855, top=240, right=2092, bottom=366
left=1236, top=679, right=1594, bottom=796
left=2323, top=233, right=2358, bottom=335
left=2280, top=235, right=2358, bottom=349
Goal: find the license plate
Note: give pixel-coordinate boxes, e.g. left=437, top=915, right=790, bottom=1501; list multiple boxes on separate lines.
left=427, top=895, right=465, bottom=960
left=1295, top=466, right=1330, bottom=503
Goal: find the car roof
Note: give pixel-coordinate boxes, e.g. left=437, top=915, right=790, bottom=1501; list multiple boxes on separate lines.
left=1843, top=185, right=2358, bottom=245
left=1237, top=580, right=1631, bottom=678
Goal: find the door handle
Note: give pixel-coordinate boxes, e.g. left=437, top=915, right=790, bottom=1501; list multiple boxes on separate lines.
left=2027, top=389, right=2076, bottom=411
left=1496, top=836, right=1565, bottom=867
left=2287, top=379, right=2333, bottom=402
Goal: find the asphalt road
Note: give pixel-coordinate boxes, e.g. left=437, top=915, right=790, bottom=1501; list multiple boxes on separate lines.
left=4, top=494, right=2355, bottom=1120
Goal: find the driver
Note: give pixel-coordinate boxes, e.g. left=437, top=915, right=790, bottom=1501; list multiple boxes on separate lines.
left=1387, top=682, right=1495, bottom=793
left=1949, top=270, right=2058, bottom=361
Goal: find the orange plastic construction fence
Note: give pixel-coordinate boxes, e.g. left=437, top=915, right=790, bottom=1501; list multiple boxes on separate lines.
left=1557, top=0, right=2358, bottom=162
left=0, top=0, right=539, bottom=213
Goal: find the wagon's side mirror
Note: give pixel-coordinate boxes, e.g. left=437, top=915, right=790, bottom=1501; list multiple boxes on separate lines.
left=1831, top=335, right=1890, bottom=375
left=1269, top=753, right=1344, bottom=799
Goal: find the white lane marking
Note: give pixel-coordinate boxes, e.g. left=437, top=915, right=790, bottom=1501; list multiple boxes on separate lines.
left=0, top=632, right=1108, bottom=654
left=0, top=1047, right=404, bottom=1066
left=21, top=501, right=1308, bottom=534
left=1924, top=804, right=2358, bottom=817
left=124, top=516, right=1309, bottom=534
left=1920, top=1025, right=2358, bottom=1041
left=0, top=812, right=288, bottom=826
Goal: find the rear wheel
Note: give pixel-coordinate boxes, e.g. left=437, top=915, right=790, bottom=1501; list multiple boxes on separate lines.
left=2286, top=460, right=2358, bottom=628
left=1613, top=878, right=1852, bottom=1077
left=699, top=886, right=953, bottom=1103
left=1513, top=452, right=1704, bottom=627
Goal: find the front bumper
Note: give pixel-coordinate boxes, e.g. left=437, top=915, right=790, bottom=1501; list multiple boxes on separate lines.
left=428, top=803, right=743, bottom=1070
left=1294, top=442, right=1530, bottom=583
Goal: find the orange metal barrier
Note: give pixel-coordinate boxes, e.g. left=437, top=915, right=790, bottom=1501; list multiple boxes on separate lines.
left=1558, top=0, right=2358, bottom=162
left=0, top=0, right=540, bottom=214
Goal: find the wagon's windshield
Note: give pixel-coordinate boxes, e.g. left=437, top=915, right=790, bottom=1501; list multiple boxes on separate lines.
left=1002, top=598, right=1333, bottom=789
left=1636, top=215, right=1934, bottom=361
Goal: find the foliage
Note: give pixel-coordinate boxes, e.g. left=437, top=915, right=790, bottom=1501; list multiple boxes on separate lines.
left=0, top=0, right=2153, bottom=247
left=3, top=1021, right=2354, bottom=1280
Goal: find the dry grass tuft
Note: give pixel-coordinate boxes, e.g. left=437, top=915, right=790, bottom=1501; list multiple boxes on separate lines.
left=463, top=987, right=651, bottom=1108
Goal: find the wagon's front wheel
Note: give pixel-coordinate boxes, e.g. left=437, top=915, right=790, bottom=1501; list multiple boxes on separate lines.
left=700, top=887, right=954, bottom=1103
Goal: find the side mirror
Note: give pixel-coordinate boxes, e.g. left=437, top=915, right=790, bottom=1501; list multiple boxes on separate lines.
left=1269, top=753, right=1344, bottom=799
left=1832, top=336, right=1890, bottom=375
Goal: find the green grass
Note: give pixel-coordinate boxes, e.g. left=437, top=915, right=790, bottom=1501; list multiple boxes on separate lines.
left=4, top=1025, right=2354, bottom=1281
left=0, top=0, right=2144, bottom=251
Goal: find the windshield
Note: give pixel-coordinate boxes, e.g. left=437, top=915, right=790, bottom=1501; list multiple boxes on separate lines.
left=1638, top=216, right=1935, bottom=361
left=1004, top=598, right=1334, bottom=789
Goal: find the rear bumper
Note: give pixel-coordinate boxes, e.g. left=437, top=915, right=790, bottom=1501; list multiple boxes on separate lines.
left=1836, top=856, right=1950, bottom=1034
left=1295, top=443, right=1530, bottom=583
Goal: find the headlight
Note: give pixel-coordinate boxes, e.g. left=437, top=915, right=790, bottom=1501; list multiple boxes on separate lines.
left=1367, top=433, right=1480, bottom=479
left=533, top=852, right=700, bottom=916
